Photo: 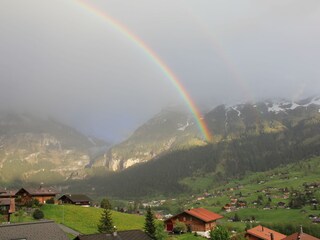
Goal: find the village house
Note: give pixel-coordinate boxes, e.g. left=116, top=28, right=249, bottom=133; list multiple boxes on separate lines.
left=282, top=227, right=320, bottom=240
left=59, top=194, right=92, bottom=206
left=164, top=207, right=223, bottom=237
left=74, top=230, right=152, bottom=240
left=0, top=220, right=68, bottom=240
left=236, top=200, right=247, bottom=208
left=246, top=225, right=287, bottom=240
left=15, top=186, right=59, bottom=205
left=0, top=198, right=15, bottom=222
left=222, top=203, right=235, bottom=212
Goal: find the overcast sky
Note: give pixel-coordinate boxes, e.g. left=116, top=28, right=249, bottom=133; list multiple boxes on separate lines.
left=1, top=0, right=320, bottom=141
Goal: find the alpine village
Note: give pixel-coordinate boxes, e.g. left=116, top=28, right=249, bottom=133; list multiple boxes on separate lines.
left=1, top=97, right=320, bottom=240
left=1, top=1, right=320, bottom=239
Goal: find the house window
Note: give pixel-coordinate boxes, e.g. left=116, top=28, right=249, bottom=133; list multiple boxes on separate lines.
left=183, top=217, right=186, bottom=221
left=189, top=217, right=192, bottom=221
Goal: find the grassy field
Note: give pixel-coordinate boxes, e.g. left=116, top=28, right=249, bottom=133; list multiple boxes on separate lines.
left=9, top=205, right=201, bottom=239
left=41, top=204, right=145, bottom=234
left=169, top=233, right=202, bottom=240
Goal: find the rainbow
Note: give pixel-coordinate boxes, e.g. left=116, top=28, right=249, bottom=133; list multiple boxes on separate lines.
left=75, top=0, right=212, bottom=141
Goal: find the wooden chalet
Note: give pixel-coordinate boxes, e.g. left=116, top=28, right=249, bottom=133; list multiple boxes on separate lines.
left=15, top=187, right=58, bottom=205
left=164, top=207, right=223, bottom=233
left=59, top=194, right=92, bottom=206
left=74, top=230, right=152, bottom=240
left=0, top=198, right=15, bottom=222
left=246, top=225, right=287, bottom=240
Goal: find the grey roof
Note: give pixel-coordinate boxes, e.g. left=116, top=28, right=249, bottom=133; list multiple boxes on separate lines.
left=75, top=230, right=152, bottom=240
left=0, top=189, right=18, bottom=197
left=19, top=187, right=59, bottom=196
left=0, top=198, right=10, bottom=206
left=0, top=220, right=68, bottom=240
left=59, top=194, right=92, bottom=202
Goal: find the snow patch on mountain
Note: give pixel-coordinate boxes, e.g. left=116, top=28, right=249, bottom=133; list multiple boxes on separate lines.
left=267, top=96, right=320, bottom=114
left=268, top=102, right=287, bottom=114
left=178, top=122, right=190, bottom=131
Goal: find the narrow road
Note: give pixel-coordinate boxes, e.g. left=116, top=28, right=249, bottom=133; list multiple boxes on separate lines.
left=58, top=223, right=81, bottom=236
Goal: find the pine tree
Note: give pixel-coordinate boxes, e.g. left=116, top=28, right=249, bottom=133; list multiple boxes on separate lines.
left=97, top=198, right=114, bottom=233
left=144, top=206, right=156, bottom=239
left=101, top=197, right=112, bottom=209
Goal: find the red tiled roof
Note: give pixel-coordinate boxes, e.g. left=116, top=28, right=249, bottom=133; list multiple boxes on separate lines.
left=246, top=225, right=286, bottom=240
left=184, top=208, right=223, bottom=222
left=283, top=232, right=320, bottom=240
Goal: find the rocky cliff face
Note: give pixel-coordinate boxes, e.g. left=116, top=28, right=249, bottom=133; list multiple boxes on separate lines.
left=99, top=108, right=203, bottom=171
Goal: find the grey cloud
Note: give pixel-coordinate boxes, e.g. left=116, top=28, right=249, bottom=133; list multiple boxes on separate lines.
left=0, top=0, right=319, bottom=141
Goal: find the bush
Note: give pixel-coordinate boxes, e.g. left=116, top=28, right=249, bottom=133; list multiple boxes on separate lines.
left=155, top=222, right=168, bottom=240
left=46, top=198, right=55, bottom=204
left=173, top=221, right=187, bottom=234
left=233, top=213, right=241, bottom=222
left=25, top=199, right=40, bottom=208
left=210, top=226, right=230, bottom=240
left=32, top=209, right=44, bottom=220
left=33, top=199, right=40, bottom=207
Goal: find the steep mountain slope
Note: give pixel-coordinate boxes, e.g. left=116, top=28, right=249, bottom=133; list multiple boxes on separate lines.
left=79, top=96, right=320, bottom=198
left=0, top=112, right=108, bottom=185
left=95, top=108, right=205, bottom=171
left=96, top=96, right=320, bottom=172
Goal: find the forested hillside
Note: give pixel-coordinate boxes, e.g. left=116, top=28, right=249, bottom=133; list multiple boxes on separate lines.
left=73, top=105, right=320, bottom=198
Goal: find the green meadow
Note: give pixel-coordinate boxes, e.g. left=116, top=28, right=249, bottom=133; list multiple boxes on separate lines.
left=41, top=205, right=202, bottom=239
left=41, top=204, right=145, bottom=234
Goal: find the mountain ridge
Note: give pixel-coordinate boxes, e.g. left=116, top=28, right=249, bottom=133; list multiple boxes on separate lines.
left=0, top=112, right=109, bottom=185
left=95, top=96, right=320, bottom=172
left=1, top=96, right=320, bottom=197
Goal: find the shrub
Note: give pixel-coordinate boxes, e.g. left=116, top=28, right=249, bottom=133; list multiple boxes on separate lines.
left=32, top=209, right=44, bottom=220
left=210, top=225, right=230, bottom=240
left=46, top=198, right=55, bottom=204
left=173, top=221, right=187, bottom=234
